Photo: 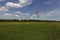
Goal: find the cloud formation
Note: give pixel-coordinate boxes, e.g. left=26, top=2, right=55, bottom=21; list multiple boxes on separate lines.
left=2, top=13, right=20, bottom=19
left=0, top=6, right=8, bottom=12
left=0, top=0, right=4, bottom=2
left=40, top=9, right=60, bottom=21
left=0, top=0, right=60, bottom=21
left=44, top=1, right=51, bottom=4
left=6, top=2, right=21, bottom=8
left=0, top=9, right=60, bottom=21
left=6, top=0, right=32, bottom=8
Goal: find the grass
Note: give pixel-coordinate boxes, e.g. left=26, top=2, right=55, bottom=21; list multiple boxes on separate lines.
left=0, top=22, right=60, bottom=40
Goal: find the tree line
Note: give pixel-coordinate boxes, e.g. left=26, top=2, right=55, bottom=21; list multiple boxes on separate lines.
left=0, top=19, right=60, bottom=22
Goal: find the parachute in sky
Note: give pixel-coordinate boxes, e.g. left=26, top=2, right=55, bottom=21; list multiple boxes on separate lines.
left=35, top=11, right=43, bottom=20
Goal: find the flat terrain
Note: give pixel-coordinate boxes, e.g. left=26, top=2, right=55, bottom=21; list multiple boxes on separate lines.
left=0, top=22, right=60, bottom=40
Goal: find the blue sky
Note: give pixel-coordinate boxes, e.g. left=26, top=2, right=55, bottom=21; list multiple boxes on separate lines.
left=0, top=0, right=60, bottom=20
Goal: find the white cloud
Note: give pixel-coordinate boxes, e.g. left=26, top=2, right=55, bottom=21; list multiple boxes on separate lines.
left=46, top=10, right=60, bottom=17
left=44, top=1, right=51, bottom=4
left=19, top=0, right=32, bottom=6
left=40, top=9, right=60, bottom=20
left=0, top=6, right=8, bottom=12
left=3, top=13, right=20, bottom=17
left=15, top=14, right=20, bottom=17
left=2, top=13, right=13, bottom=19
left=3, top=13, right=13, bottom=16
left=25, top=13, right=30, bottom=16
left=0, top=0, right=33, bottom=19
left=15, top=11, right=24, bottom=16
left=24, top=13, right=30, bottom=20
left=1, top=9, right=60, bottom=20
left=16, top=11, right=21, bottom=14
left=2, top=13, right=21, bottom=19
left=30, top=14, right=37, bottom=20
left=1, top=11, right=30, bottom=20
left=6, top=2, right=22, bottom=8
left=0, top=0, right=4, bottom=2
left=6, top=0, right=33, bottom=8
left=32, top=14, right=37, bottom=17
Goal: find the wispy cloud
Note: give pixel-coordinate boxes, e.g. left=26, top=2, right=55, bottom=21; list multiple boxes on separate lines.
left=44, top=1, right=51, bottom=4
left=0, top=0, right=4, bottom=2
left=0, top=6, right=8, bottom=12
left=40, top=9, right=60, bottom=21
left=0, top=9, right=60, bottom=21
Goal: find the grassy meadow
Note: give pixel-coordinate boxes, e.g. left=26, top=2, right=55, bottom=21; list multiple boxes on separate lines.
left=0, top=22, right=60, bottom=40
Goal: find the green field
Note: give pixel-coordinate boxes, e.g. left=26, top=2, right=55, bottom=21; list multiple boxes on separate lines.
left=0, top=22, right=60, bottom=40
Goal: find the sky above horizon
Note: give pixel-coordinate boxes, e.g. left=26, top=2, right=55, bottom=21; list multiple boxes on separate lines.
left=0, top=0, right=60, bottom=20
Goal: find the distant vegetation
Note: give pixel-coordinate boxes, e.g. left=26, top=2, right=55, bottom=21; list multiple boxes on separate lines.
left=0, top=19, right=60, bottom=22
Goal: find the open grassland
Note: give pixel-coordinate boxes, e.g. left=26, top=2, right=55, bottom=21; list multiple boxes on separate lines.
left=0, top=22, right=60, bottom=40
